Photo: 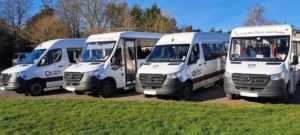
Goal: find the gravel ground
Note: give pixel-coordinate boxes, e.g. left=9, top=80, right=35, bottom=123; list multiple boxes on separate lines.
left=1, top=85, right=300, bottom=104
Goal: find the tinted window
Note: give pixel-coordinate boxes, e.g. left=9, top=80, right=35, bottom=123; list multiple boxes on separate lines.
left=67, top=48, right=82, bottom=63
left=38, top=49, right=62, bottom=66
left=136, top=39, right=159, bottom=59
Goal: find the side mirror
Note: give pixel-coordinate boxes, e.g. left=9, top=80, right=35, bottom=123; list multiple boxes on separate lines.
left=40, top=58, right=46, bottom=66
left=111, top=57, right=117, bottom=65
left=292, top=55, right=299, bottom=65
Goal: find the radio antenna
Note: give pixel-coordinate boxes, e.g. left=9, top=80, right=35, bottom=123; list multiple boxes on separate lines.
left=284, top=16, right=286, bottom=24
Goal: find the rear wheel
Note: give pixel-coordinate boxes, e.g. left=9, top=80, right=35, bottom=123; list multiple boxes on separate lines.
left=26, top=80, right=44, bottom=96
left=73, top=91, right=85, bottom=95
left=178, top=83, right=192, bottom=101
left=226, top=93, right=238, bottom=100
left=98, top=80, right=115, bottom=98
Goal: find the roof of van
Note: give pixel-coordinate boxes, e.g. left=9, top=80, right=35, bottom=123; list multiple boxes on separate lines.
left=35, top=38, right=86, bottom=50
left=86, top=31, right=164, bottom=42
left=156, top=32, right=230, bottom=45
left=231, top=24, right=300, bottom=37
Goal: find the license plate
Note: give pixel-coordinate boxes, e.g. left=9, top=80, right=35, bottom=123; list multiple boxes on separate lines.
left=66, top=87, right=75, bottom=91
left=240, top=92, right=258, bottom=97
left=144, top=91, right=156, bottom=95
left=0, top=87, right=4, bottom=90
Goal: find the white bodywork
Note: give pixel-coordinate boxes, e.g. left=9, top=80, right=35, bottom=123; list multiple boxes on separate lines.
left=1, top=39, right=86, bottom=88
left=64, top=31, right=164, bottom=91
left=137, top=32, right=230, bottom=95
left=225, top=24, right=300, bottom=97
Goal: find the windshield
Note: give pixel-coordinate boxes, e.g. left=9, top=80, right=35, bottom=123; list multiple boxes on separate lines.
left=79, top=41, right=115, bottom=62
left=21, top=49, right=46, bottom=64
left=229, top=36, right=290, bottom=61
left=147, top=44, right=190, bottom=62
left=13, top=54, right=19, bottom=59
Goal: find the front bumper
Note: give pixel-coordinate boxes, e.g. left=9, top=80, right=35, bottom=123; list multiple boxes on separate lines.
left=0, top=77, right=28, bottom=92
left=135, top=77, right=184, bottom=96
left=223, top=77, right=286, bottom=98
left=63, top=76, right=103, bottom=92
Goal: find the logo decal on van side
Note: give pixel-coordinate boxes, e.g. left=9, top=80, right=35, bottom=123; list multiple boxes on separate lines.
left=247, top=64, right=256, bottom=68
left=45, top=71, right=52, bottom=76
left=192, top=71, right=196, bottom=76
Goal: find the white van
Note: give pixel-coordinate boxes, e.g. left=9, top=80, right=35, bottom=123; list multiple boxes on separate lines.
left=12, top=52, right=30, bottom=66
left=0, top=39, right=86, bottom=96
left=136, top=32, right=230, bottom=100
left=224, top=24, right=300, bottom=103
left=63, top=32, right=164, bottom=97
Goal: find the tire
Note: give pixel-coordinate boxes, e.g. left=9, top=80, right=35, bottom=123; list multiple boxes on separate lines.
left=73, top=91, right=85, bottom=95
left=226, top=93, right=238, bottom=100
left=178, top=83, right=192, bottom=101
left=26, top=80, right=44, bottom=96
left=98, top=80, right=115, bottom=98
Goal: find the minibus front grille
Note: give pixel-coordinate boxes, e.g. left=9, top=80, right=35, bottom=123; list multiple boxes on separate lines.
left=64, top=72, right=83, bottom=82
left=232, top=73, right=269, bottom=87
left=139, top=74, right=166, bottom=85
left=0, top=74, right=10, bottom=82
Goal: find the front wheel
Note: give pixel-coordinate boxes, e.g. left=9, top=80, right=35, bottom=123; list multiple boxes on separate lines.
left=26, top=80, right=44, bottom=96
left=277, top=83, right=289, bottom=104
left=178, top=83, right=192, bottom=101
left=226, top=93, right=238, bottom=100
left=98, top=80, right=115, bottom=98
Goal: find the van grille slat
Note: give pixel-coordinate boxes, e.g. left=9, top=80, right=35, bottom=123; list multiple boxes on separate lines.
left=64, top=72, right=83, bottom=82
left=139, top=74, right=166, bottom=85
left=232, top=73, right=269, bottom=87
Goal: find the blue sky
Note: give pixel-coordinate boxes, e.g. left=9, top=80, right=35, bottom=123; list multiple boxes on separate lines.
left=36, top=0, right=300, bottom=32
left=125, top=0, right=300, bottom=32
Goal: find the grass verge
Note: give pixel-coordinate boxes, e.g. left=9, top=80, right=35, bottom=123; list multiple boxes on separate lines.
left=1, top=99, right=300, bottom=135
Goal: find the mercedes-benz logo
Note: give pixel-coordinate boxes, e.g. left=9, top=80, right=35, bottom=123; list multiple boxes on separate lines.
left=147, top=75, right=153, bottom=82
left=68, top=74, right=73, bottom=79
left=245, top=76, right=252, bottom=83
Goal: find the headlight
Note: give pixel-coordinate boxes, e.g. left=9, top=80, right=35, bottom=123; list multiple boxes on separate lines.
left=10, top=72, right=25, bottom=78
left=83, top=69, right=104, bottom=79
left=166, top=71, right=181, bottom=79
left=224, top=71, right=232, bottom=78
left=270, top=72, right=284, bottom=80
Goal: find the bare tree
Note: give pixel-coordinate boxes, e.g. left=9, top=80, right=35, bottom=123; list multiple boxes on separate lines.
left=55, top=0, right=82, bottom=38
left=0, top=0, right=34, bottom=39
left=244, top=4, right=278, bottom=26
left=22, top=16, right=71, bottom=46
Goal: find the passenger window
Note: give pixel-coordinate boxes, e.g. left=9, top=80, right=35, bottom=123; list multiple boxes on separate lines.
left=67, top=48, right=82, bottom=63
left=188, top=44, right=200, bottom=65
left=111, top=39, right=124, bottom=69
left=202, top=43, right=213, bottom=60
left=218, top=44, right=226, bottom=56
left=38, top=49, right=62, bottom=66
left=136, top=39, right=158, bottom=59
left=212, top=44, right=221, bottom=57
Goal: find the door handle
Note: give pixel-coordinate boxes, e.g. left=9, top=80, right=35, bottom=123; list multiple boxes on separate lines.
left=199, top=64, right=202, bottom=66
left=204, top=63, right=207, bottom=65
left=58, top=65, right=63, bottom=67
